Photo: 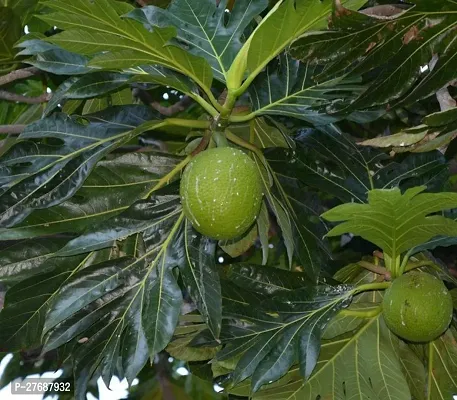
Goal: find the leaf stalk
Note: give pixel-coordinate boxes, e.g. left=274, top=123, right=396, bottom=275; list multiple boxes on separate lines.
left=339, top=306, right=382, bottom=319
left=351, top=282, right=391, bottom=296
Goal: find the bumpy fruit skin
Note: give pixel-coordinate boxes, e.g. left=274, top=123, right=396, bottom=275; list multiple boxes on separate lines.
left=180, top=147, right=263, bottom=240
left=382, top=271, right=453, bottom=342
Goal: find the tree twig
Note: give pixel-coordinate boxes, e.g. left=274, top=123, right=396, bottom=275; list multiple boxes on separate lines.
left=0, top=67, right=41, bottom=86
left=358, top=260, right=391, bottom=280
left=133, top=88, right=193, bottom=116
left=436, top=86, right=456, bottom=111
left=0, top=124, right=27, bottom=134
left=0, top=91, right=50, bottom=104
left=150, top=96, right=193, bottom=116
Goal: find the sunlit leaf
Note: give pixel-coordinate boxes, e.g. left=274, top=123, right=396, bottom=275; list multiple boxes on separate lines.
left=40, top=0, right=213, bottom=92
left=241, top=0, right=365, bottom=85
left=128, top=0, right=268, bottom=83
left=255, top=317, right=411, bottom=400
left=248, top=55, right=362, bottom=125
left=323, top=186, right=457, bottom=260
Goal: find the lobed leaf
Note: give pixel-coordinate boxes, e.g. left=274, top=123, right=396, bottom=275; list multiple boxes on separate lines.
left=323, top=186, right=457, bottom=259
left=267, top=125, right=449, bottom=204
left=219, top=283, right=353, bottom=391
left=290, top=0, right=457, bottom=111
left=40, top=0, right=213, bottom=92
left=127, top=0, right=268, bottom=83
left=178, top=220, right=222, bottom=339
left=240, top=0, right=365, bottom=85
left=248, top=55, right=363, bottom=125
left=0, top=106, right=163, bottom=228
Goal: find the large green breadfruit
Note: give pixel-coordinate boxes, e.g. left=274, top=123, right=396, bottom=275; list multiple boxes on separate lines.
left=382, top=271, right=453, bottom=342
left=180, top=147, right=263, bottom=240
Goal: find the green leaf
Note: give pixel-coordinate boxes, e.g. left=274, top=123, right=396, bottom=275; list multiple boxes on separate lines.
left=43, top=256, right=142, bottom=333
left=45, top=77, right=80, bottom=116
left=17, top=40, right=95, bottom=75
left=256, top=317, right=411, bottom=400
left=265, top=191, right=294, bottom=268
left=261, top=150, right=332, bottom=280
left=222, top=263, right=311, bottom=296
left=0, top=8, right=22, bottom=66
left=424, top=107, right=457, bottom=127
left=0, top=152, right=182, bottom=240
left=82, top=97, right=109, bottom=114
left=221, top=283, right=352, bottom=390
left=290, top=0, right=457, bottom=111
left=247, top=55, right=362, bottom=125
left=229, top=118, right=293, bottom=150
left=266, top=125, right=449, bottom=203
left=127, top=65, right=198, bottom=95
left=359, top=108, right=457, bottom=154
left=398, top=340, right=426, bottom=400
left=127, top=0, right=268, bottom=83
left=46, top=66, right=198, bottom=109
left=57, top=184, right=182, bottom=256
left=0, top=106, right=163, bottom=227
left=0, top=0, right=39, bottom=23
left=64, top=72, right=131, bottom=98
left=167, top=315, right=220, bottom=362
left=40, top=210, right=185, bottom=398
left=219, top=223, right=258, bottom=259
left=178, top=220, right=222, bottom=339
left=359, top=128, right=429, bottom=149
left=278, top=179, right=332, bottom=279
left=167, top=334, right=220, bottom=362
left=0, top=253, right=93, bottom=350
left=323, top=187, right=457, bottom=260
left=324, top=265, right=381, bottom=339
left=240, top=0, right=365, bottom=86
left=452, top=289, right=457, bottom=309
left=40, top=0, right=213, bottom=92
left=142, top=248, right=183, bottom=357
left=257, top=201, right=270, bottom=265
left=0, top=238, right=67, bottom=282
left=423, top=328, right=457, bottom=399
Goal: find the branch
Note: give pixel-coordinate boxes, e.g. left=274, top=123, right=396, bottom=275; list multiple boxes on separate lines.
left=357, top=260, right=391, bottom=280
left=0, top=67, right=41, bottom=86
left=436, top=86, right=456, bottom=111
left=150, top=96, right=193, bottom=116
left=133, top=88, right=193, bottom=116
left=0, top=91, right=51, bottom=104
left=0, top=124, right=26, bottom=134
left=360, top=5, right=406, bottom=18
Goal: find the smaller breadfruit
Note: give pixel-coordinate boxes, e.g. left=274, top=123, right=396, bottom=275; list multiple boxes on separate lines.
left=382, top=271, right=453, bottom=342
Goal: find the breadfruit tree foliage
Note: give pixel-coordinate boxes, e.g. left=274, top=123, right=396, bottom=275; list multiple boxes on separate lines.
left=0, top=0, right=457, bottom=399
